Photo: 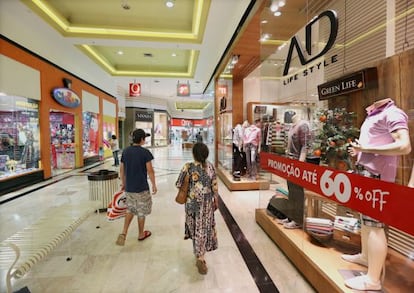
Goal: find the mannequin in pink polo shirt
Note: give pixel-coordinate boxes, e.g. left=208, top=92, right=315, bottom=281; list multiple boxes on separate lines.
left=343, top=98, right=411, bottom=291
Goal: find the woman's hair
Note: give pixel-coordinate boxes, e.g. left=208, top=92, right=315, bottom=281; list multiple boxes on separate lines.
left=111, top=134, right=117, bottom=139
left=192, top=142, right=209, bottom=165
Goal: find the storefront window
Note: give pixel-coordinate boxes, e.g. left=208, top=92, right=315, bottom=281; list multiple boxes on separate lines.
left=154, top=111, right=168, bottom=146
left=0, top=96, right=40, bottom=179
left=50, top=111, right=75, bottom=172
left=255, top=1, right=414, bottom=291
left=82, top=112, right=99, bottom=157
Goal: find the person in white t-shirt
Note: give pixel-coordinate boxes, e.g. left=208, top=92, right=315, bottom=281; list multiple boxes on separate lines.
left=110, top=134, right=120, bottom=166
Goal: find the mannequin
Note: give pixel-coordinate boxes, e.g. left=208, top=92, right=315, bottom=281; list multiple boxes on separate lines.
left=232, top=121, right=248, bottom=180
left=283, top=113, right=310, bottom=228
left=408, top=164, right=414, bottom=188
left=243, top=119, right=261, bottom=180
left=343, top=98, right=411, bottom=291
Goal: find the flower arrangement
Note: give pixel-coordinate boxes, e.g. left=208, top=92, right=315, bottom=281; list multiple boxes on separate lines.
left=314, top=108, right=360, bottom=171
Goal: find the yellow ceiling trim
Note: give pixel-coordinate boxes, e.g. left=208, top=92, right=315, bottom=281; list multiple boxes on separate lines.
left=24, top=0, right=210, bottom=43
left=78, top=45, right=199, bottom=77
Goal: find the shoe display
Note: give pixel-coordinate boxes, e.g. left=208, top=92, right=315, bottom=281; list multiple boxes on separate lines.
left=283, top=220, right=301, bottom=229
left=341, top=253, right=368, bottom=267
left=345, top=275, right=381, bottom=291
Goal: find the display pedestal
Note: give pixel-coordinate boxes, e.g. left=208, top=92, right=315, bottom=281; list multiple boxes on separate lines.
left=255, top=208, right=414, bottom=292
left=182, top=142, right=193, bottom=149
left=217, top=167, right=270, bottom=191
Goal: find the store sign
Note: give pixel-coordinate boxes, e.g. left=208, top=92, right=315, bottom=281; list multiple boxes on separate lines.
left=51, top=88, right=81, bottom=108
left=317, top=68, right=378, bottom=100
left=260, top=152, right=414, bottom=236
left=177, top=83, right=190, bottom=96
left=135, top=110, right=153, bottom=122
left=129, top=83, right=141, bottom=97
left=283, top=10, right=338, bottom=76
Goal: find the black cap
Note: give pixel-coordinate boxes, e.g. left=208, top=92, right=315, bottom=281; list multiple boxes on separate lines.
left=132, top=129, right=150, bottom=143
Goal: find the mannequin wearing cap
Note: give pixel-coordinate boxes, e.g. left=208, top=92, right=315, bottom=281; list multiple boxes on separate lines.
left=116, top=128, right=157, bottom=246
left=343, top=98, right=411, bottom=291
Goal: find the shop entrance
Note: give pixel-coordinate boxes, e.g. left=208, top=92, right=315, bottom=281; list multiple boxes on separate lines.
left=50, top=111, right=75, bottom=176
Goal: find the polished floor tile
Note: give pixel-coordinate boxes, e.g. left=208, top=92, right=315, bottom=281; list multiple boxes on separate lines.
left=0, top=144, right=314, bottom=293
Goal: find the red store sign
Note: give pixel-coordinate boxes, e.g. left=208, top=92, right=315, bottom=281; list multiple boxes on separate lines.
left=260, top=152, right=414, bottom=236
left=129, top=83, right=141, bottom=97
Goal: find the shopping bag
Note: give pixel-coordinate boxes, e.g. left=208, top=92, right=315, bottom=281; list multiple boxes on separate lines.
left=107, top=190, right=127, bottom=221
left=175, top=173, right=189, bottom=204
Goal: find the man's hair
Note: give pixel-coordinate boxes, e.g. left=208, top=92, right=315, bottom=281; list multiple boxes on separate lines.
left=192, top=142, right=209, bottom=165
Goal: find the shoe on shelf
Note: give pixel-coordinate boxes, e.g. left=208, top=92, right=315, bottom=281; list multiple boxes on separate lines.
left=283, top=220, right=301, bottom=229
left=276, top=218, right=289, bottom=225
left=341, top=253, right=368, bottom=267
left=196, top=259, right=208, bottom=275
left=344, top=275, right=381, bottom=291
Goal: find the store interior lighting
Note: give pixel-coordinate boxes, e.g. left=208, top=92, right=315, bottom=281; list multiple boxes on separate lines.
left=165, top=0, right=175, bottom=8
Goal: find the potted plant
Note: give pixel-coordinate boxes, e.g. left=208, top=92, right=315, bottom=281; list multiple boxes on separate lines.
left=314, top=108, right=360, bottom=171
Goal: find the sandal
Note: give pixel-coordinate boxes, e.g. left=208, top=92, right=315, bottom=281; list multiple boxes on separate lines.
left=196, top=259, right=208, bottom=275
left=138, top=230, right=152, bottom=241
left=116, top=234, right=126, bottom=246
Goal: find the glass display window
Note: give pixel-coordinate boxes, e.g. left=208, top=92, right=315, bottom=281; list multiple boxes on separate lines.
left=82, top=112, right=99, bottom=158
left=50, top=111, right=75, bottom=171
left=153, top=111, right=168, bottom=146
left=103, top=116, right=116, bottom=157
left=0, top=96, right=40, bottom=180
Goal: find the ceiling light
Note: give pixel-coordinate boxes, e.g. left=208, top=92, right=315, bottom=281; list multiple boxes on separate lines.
left=274, top=11, right=282, bottom=16
left=278, top=1, right=286, bottom=7
left=165, top=0, right=175, bottom=8
left=117, top=50, right=124, bottom=55
left=171, top=53, right=177, bottom=57
left=261, top=20, right=268, bottom=24
left=270, top=0, right=279, bottom=12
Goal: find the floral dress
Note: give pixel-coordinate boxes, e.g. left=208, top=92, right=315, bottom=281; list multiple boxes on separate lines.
left=175, top=161, right=218, bottom=257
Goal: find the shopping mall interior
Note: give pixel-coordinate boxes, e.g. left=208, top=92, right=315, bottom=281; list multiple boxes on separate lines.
left=1, top=0, right=414, bottom=292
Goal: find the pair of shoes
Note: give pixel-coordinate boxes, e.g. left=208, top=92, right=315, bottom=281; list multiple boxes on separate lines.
left=196, top=259, right=208, bottom=275
left=283, top=220, right=301, bottom=229
left=341, top=253, right=368, bottom=267
left=138, top=230, right=152, bottom=241
left=344, top=275, right=381, bottom=291
left=116, top=234, right=126, bottom=246
left=276, top=218, right=289, bottom=225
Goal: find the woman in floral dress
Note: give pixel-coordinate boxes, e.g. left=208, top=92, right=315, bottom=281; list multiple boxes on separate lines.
left=175, top=142, right=218, bottom=275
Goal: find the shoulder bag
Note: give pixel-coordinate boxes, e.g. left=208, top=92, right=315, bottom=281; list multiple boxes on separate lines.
left=175, top=173, right=189, bottom=204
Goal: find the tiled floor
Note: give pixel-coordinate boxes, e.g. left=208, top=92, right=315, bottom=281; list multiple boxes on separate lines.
left=0, top=144, right=315, bottom=293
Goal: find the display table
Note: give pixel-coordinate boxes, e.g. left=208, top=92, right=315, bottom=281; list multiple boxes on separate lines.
left=217, top=166, right=270, bottom=191
left=255, top=208, right=414, bottom=292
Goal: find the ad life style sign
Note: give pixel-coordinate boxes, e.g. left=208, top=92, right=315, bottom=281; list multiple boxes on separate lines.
left=282, top=10, right=339, bottom=85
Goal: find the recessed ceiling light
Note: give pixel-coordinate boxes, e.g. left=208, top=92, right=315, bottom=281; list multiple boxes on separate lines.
left=278, top=1, right=286, bottom=7
left=274, top=11, right=282, bottom=16
left=117, top=50, right=124, bottom=55
left=165, top=0, right=175, bottom=8
left=172, top=53, right=177, bottom=57
left=261, top=20, right=268, bottom=24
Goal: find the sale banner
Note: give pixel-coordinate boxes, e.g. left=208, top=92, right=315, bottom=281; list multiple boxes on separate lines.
left=260, top=152, right=414, bottom=236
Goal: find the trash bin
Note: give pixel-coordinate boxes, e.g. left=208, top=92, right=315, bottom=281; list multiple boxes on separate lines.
left=87, top=169, right=119, bottom=210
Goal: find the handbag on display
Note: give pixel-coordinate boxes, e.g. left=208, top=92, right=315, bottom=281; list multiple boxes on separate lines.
left=175, top=173, right=190, bottom=204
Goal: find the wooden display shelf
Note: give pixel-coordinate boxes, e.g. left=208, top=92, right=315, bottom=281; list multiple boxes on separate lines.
left=255, top=208, right=414, bottom=292
left=217, top=166, right=270, bottom=191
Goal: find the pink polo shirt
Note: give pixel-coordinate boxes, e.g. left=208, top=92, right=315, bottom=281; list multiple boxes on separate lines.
left=243, top=125, right=261, bottom=146
left=357, top=100, right=408, bottom=182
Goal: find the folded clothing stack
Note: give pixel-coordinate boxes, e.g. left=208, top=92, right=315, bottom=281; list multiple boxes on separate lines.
left=334, top=216, right=361, bottom=233
left=305, top=217, right=334, bottom=242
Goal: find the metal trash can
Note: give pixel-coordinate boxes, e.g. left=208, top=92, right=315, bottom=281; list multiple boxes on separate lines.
left=87, top=169, right=119, bottom=210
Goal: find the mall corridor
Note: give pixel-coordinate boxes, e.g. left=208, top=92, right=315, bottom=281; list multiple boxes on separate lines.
left=0, top=144, right=314, bottom=293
